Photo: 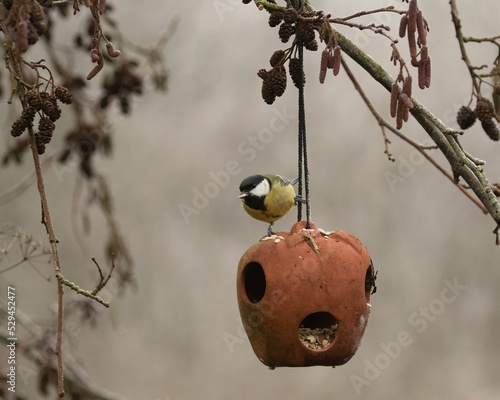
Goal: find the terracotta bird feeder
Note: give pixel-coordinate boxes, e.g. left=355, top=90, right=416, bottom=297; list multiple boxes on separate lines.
left=236, top=221, right=375, bottom=368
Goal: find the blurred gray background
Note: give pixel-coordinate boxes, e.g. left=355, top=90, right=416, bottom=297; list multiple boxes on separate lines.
left=1, top=0, right=500, bottom=399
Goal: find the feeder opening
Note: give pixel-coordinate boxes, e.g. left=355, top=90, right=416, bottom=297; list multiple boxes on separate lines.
left=364, top=262, right=377, bottom=300
left=243, top=262, right=266, bottom=304
left=298, top=312, right=338, bottom=351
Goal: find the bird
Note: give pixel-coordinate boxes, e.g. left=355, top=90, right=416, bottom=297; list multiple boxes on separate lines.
left=238, top=174, right=301, bottom=236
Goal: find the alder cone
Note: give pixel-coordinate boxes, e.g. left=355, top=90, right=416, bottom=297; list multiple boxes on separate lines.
left=279, top=23, right=295, bottom=43
left=270, top=67, right=287, bottom=97
left=456, top=106, right=476, bottom=130
left=475, top=98, right=494, bottom=122
left=481, top=119, right=500, bottom=141
left=289, top=57, right=305, bottom=88
left=270, top=50, right=285, bottom=67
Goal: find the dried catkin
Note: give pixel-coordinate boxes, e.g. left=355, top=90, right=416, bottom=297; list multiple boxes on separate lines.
left=399, top=15, right=408, bottom=38
left=402, top=75, right=412, bottom=99
left=408, top=30, right=417, bottom=60
left=416, top=10, right=426, bottom=46
left=332, top=45, right=341, bottom=76
left=396, top=99, right=406, bottom=129
left=319, top=49, right=328, bottom=84
left=424, top=56, right=431, bottom=88
left=399, top=93, right=413, bottom=110
left=390, top=83, right=399, bottom=118
left=418, top=60, right=426, bottom=89
left=327, top=51, right=334, bottom=69
left=408, top=0, right=418, bottom=33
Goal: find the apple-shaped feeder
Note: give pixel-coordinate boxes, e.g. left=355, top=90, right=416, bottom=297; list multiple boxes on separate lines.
left=237, top=221, right=376, bottom=368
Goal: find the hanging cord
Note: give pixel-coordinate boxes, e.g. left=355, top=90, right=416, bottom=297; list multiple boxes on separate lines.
left=296, top=39, right=311, bottom=228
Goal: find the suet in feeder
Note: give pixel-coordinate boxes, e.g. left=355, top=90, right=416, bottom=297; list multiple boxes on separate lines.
left=237, top=221, right=375, bottom=368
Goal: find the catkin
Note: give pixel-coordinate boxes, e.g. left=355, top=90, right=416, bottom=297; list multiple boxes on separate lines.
left=390, top=83, right=399, bottom=118
left=399, top=93, right=413, bottom=110
left=399, top=15, right=408, bottom=38
left=402, top=75, right=412, bottom=99
left=416, top=10, right=426, bottom=46
left=332, top=45, right=341, bottom=76
left=424, top=56, right=431, bottom=88
left=408, top=30, right=417, bottom=59
left=396, top=99, right=406, bottom=129
left=408, top=0, right=418, bottom=33
left=319, top=49, right=328, bottom=84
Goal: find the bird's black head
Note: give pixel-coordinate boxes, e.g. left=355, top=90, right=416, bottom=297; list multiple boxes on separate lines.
left=239, top=175, right=267, bottom=194
left=239, top=175, right=271, bottom=211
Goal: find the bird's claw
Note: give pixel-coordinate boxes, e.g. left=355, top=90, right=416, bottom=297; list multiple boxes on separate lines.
left=295, top=195, right=306, bottom=204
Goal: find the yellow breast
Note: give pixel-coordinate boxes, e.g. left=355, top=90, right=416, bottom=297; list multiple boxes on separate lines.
left=242, top=182, right=295, bottom=223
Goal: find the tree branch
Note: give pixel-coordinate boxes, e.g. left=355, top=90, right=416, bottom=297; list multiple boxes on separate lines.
left=333, top=28, right=500, bottom=226
left=27, top=116, right=66, bottom=399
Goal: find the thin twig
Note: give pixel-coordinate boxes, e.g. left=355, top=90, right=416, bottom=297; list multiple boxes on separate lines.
left=26, top=126, right=66, bottom=398
left=463, top=35, right=500, bottom=45
left=335, top=6, right=404, bottom=22
left=449, top=0, right=481, bottom=95
left=91, top=254, right=116, bottom=296
left=59, top=276, right=110, bottom=307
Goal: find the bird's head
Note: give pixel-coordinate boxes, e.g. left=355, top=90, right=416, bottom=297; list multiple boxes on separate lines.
left=238, top=175, right=271, bottom=200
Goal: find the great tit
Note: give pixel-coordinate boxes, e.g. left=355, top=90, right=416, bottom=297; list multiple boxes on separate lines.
left=238, top=174, right=300, bottom=236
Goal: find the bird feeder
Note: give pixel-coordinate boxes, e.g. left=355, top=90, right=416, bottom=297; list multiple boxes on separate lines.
left=236, top=221, right=375, bottom=368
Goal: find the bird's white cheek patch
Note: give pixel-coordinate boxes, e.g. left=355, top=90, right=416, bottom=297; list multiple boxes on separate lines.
left=250, top=179, right=270, bottom=197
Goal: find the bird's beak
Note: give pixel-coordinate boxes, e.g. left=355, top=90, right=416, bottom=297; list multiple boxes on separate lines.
left=238, top=192, right=248, bottom=199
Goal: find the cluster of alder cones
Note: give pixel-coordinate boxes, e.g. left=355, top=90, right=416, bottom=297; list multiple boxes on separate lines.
left=10, top=87, right=73, bottom=154
left=244, top=0, right=432, bottom=133
left=456, top=97, right=500, bottom=141
left=255, top=6, right=316, bottom=105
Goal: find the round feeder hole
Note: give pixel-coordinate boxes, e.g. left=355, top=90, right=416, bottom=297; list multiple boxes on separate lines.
left=243, top=262, right=266, bottom=304
left=298, top=312, right=338, bottom=351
